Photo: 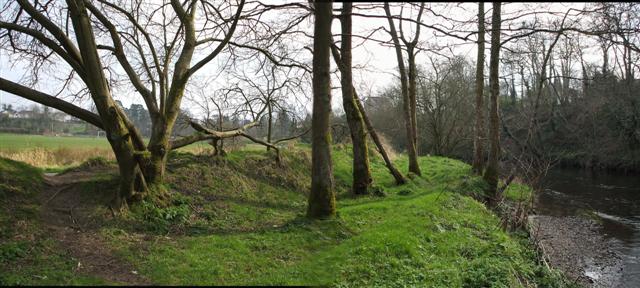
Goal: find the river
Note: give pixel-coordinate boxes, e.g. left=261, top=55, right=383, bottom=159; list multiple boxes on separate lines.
left=536, top=168, right=640, bottom=287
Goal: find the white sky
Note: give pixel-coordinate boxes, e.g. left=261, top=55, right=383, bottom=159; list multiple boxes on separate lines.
left=0, top=2, right=613, bottom=118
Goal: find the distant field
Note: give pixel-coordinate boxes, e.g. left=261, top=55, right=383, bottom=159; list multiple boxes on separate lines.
left=0, top=133, right=111, bottom=151
left=0, top=133, right=213, bottom=169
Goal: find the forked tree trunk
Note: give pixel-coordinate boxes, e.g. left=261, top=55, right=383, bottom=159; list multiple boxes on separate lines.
left=472, top=2, right=486, bottom=174
left=339, top=2, right=372, bottom=195
left=307, top=0, right=336, bottom=219
left=483, top=2, right=501, bottom=204
left=67, top=0, right=146, bottom=209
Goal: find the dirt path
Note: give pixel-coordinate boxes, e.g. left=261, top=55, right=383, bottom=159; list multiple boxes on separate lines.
left=40, top=169, right=150, bottom=285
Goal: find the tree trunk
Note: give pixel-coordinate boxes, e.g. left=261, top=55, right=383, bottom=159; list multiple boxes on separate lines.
left=67, top=0, right=145, bottom=209
left=472, top=3, right=486, bottom=175
left=307, top=0, right=336, bottom=219
left=384, top=3, right=421, bottom=176
left=483, top=2, right=501, bottom=204
left=145, top=117, right=173, bottom=186
left=354, top=93, right=407, bottom=185
left=217, top=106, right=225, bottom=155
left=267, top=102, right=273, bottom=150
left=339, top=2, right=372, bottom=195
left=407, top=47, right=420, bottom=161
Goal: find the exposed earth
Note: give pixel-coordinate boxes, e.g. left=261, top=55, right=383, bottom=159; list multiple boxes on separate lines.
left=40, top=169, right=150, bottom=285
left=529, top=215, right=624, bottom=288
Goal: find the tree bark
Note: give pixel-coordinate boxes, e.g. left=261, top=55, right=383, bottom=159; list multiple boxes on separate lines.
left=472, top=2, right=486, bottom=174
left=67, top=0, right=144, bottom=208
left=483, top=2, right=501, bottom=204
left=145, top=117, right=172, bottom=185
left=407, top=47, right=419, bottom=157
left=339, top=2, right=372, bottom=195
left=384, top=3, right=421, bottom=176
left=307, top=0, right=336, bottom=219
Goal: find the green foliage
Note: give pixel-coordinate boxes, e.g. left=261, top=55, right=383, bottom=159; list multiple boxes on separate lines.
left=0, top=241, right=28, bottom=262
left=504, top=182, right=534, bottom=202
left=132, top=194, right=192, bottom=234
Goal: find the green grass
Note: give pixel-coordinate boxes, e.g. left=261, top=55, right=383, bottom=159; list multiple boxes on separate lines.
left=109, top=146, right=568, bottom=286
left=0, top=132, right=211, bottom=152
left=0, top=145, right=570, bottom=286
left=0, top=133, right=112, bottom=151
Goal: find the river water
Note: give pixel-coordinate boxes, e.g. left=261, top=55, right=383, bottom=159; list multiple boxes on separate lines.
left=536, top=168, right=640, bottom=287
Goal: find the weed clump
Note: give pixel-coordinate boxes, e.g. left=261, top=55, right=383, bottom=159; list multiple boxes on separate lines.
left=132, top=192, right=192, bottom=234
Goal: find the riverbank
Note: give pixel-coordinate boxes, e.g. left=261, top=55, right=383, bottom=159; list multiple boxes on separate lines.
left=529, top=215, right=624, bottom=287
left=553, top=155, right=640, bottom=175
left=1, top=146, right=574, bottom=285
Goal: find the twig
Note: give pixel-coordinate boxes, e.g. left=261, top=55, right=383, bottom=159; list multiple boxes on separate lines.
left=45, top=184, right=72, bottom=204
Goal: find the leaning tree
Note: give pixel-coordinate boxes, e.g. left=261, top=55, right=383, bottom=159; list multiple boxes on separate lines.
left=0, top=0, right=248, bottom=209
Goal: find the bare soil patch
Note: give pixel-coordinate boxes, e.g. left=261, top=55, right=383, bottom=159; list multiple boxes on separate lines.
left=39, top=167, right=150, bottom=285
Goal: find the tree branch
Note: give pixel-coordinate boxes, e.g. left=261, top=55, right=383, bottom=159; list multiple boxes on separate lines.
left=0, top=77, right=103, bottom=129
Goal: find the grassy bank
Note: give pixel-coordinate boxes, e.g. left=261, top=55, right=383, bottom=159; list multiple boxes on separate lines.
left=0, top=144, right=570, bottom=286
left=0, top=158, right=107, bottom=285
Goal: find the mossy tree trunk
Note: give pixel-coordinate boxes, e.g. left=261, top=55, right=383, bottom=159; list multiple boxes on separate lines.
left=67, top=0, right=145, bottom=208
left=472, top=2, right=486, bottom=175
left=353, top=94, right=407, bottom=185
left=307, top=0, right=336, bottom=219
left=339, top=2, right=372, bottom=195
left=483, top=2, right=501, bottom=204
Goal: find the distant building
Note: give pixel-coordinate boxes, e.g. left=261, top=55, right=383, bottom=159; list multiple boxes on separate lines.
left=14, top=110, right=39, bottom=119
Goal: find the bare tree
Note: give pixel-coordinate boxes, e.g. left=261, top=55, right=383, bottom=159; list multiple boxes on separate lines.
left=483, top=2, right=502, bottom=204
left=472, top=2, right=486, bottom=174
left=0, top=0, right=244, bottom=209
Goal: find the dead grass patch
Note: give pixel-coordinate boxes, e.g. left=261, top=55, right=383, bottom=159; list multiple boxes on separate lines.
left=0, top=147, right=115, bottom=168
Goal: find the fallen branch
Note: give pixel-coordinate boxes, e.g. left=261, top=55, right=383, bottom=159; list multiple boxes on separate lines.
left=239, top=132, right=281, bottom=164
left=169, top=120, right=259, bottom=150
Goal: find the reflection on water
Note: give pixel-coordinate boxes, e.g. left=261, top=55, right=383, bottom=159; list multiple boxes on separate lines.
left=537, top=168, right=640, bottom=287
